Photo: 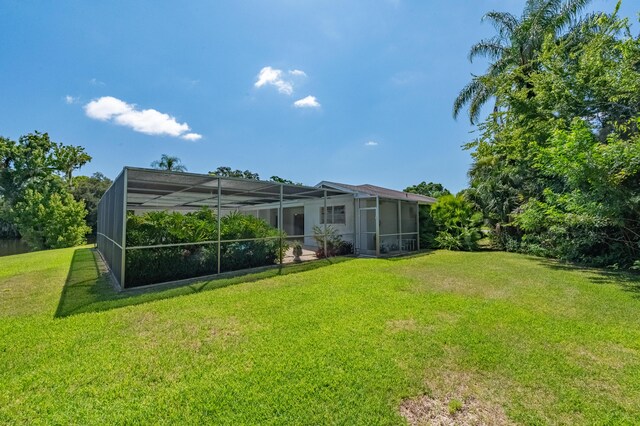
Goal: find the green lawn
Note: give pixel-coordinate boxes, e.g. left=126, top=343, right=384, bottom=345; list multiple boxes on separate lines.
left=1, top=247, right=639, bottom=424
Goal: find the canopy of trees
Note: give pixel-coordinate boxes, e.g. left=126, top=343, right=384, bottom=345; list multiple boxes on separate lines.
left=71, top=172, right=112, bottom=234
left=0, top=132, right=91, bottom=248
left=404, top=181, right=451, bottom=198
left=458, top=1, right=640, bottom=269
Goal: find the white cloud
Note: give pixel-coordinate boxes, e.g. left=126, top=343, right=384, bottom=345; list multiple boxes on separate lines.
left=293, top=95, right=320, bottom=108
left=255, top=66, right=293, bottom=95
left=65, top=95, right=79, bottom=104
left=89, top=78, right=105, bottom=86
left=254, top=66, right=308, bottom=95
left=84, top=96, right=200, bottom=140
left=181, top=133, right=202, bottom=141
left=85, top=96, right=132, bottom=120
left=364, top=140, right=379, bottom=146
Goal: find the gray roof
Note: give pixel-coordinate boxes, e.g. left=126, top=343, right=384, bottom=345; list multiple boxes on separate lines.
left=317, top=181, right=436, bottom=204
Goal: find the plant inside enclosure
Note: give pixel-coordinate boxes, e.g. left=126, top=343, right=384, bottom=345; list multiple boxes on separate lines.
left=312, top=225, right=353, bottom=258
left=125, top=209, right=287, bottom=286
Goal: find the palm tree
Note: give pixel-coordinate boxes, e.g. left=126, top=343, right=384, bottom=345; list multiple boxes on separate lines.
left=150, top=154, right=187, bottom=172
left=453, top=0, right=592, bottom=124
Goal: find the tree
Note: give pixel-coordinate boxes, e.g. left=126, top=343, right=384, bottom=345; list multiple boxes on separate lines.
left=463, top=5, right=640, bottom=268
left=151, top=154, right=187, bottom=172
left=404, top=181, right=451, bottom=198
left=13, top=187, right=90, bottom=249
left=453, top=0, right=593, bottom=123
left=209, top=167, right=260, bottom=180
left=0, top=132, right=92, bottom=248
left=270, top=176, right=303, bottom=185
left=71, top=172, right=113, bottom=234
left=54, top=145, right=92, bottom=187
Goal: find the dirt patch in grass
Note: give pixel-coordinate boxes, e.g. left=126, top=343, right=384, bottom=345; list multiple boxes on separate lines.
left=401, top=369, right=514, bottom=426
left=400, top=394, right=513, bottom=426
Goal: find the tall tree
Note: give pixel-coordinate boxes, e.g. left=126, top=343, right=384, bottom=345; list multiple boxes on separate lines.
left=151, top=154, right=187, bottom=172
left=453, top=0, right=593, bottom=123
left=0, top=132, right=91, bottom=248
left=54, top=144, right=92, bottom=187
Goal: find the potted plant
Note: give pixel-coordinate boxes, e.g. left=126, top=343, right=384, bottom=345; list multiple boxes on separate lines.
left=292, top=241, right=303, bottom=262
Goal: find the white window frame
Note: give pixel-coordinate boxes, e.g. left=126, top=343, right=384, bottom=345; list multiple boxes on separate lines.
left=320, top=205, right=346, bottom=225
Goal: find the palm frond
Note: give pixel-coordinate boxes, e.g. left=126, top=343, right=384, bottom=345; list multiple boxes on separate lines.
left=453, top=78, right=486, bottom=121
left=482, top=11, right=518, bottom=38
left=468, top=38, right=508, bottom=62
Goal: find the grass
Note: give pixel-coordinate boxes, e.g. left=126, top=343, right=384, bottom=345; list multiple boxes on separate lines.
left=1, top=247, right=640, bottom=424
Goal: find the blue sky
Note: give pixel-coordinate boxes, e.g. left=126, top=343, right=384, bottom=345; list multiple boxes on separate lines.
left=1, top=0, right=635, bottom=192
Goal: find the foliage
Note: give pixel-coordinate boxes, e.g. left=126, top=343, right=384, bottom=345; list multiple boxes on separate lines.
left=71, top=172, right=112, bottom=234
left=418, top=205, right=438, bottom=249
left=209, top=166, right=259, bottom=180
left=150, top=154, right=187, bottom=172
left=430, top=195, right=483, bottom=251
left=219, top=212, right=288, bottom=271
left=270, top=175, right=303, bottom=185
left=0, top=218, right=19, bottom=239
left=312, top=225, right=353, bottom=258
left=0, top=132, right=91, bottom=248
left=463, top=5, right=640, bottom=268
left=404, top=181, right=451, bottom=198
left=12, top=188, right=90, bottom=249
left=125, top=209, right=287, bottom=286
left=54, top=144, right=92, bottom=187
left=453, top=0, right=594, bottom=123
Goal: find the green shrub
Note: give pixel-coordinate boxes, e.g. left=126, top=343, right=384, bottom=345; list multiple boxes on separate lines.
left=430, top=194, right=483, bottom=251
left=220, top=212, right=287, bottom=272
left=312, top=225, right=353, bottom=258
left=13, top=188, right=90, bottom=249
left=124, top=209, right=287, bottom=287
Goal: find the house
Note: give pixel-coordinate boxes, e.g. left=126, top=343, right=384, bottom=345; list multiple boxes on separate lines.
left=97, top=167, right=435, bottom=289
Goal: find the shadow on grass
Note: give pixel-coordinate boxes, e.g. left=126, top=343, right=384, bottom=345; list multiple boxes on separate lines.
left=380, top=249, right=436, bottom=261
left=55, top=248, right=353, bottom=318
left=536, top=258, right=640, bottom=297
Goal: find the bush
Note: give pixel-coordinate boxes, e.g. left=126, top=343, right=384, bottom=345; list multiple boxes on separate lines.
left=313, top=225, right=353, bottom=258
left=220, top=212, right=287, bottom=272
left=430, top=194, right=483, bottom=251
left=13, top=188, right=90, bottom=249
left=124, top=209, right=287, bottom=287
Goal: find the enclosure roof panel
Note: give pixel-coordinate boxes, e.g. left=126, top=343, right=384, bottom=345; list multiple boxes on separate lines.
left=124, top=167, right=349, bottom=210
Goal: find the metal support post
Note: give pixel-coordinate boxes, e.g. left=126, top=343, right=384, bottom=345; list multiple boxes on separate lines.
left=217, top=179, right=221, bottom=274
left=375, top=196, right=380, bottom=257
left=416, top=202, right=421, bottom=251
left=397, top=200, right=402, bottom=252
left=279, top=184, right=283, bottom=267
left=120, top=168, right=128, bottom=289
left=323, top=190, right=328, bottom=257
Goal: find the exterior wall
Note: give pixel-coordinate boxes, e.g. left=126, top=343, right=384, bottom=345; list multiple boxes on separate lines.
left=302, top=194, right=355, bottom=248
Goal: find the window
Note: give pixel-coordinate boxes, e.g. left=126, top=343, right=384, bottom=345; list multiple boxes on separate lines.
left=320, top=205, right=346, bottom=224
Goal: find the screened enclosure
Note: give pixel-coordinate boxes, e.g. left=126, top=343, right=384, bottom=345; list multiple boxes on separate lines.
left=97, top=168, right=351, bottom=289
left=97, top=168, right=429, bottom=290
